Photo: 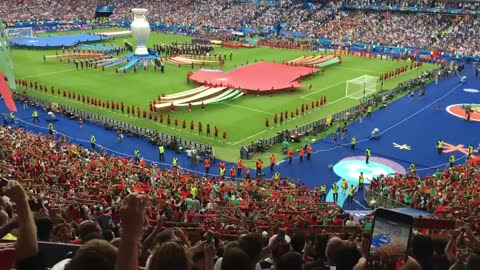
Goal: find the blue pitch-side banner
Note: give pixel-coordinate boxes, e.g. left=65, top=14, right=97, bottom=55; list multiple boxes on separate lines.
left=342, top=4, right=480, bottom=15
left=96, top=5, right=115, bottom=13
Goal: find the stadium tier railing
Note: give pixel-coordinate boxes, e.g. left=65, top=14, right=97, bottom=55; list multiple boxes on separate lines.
left=363, top=186, right=411, bottom=210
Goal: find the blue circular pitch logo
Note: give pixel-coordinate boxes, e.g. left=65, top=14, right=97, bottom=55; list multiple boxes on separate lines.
left=333, top=160, right=397, bottom=183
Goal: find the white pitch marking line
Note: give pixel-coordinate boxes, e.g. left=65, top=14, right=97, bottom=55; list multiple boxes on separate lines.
left=23, top=69, right=77, bottom=79
left=218, top=102, right=274, bottom=115
left=301, top=80, right=346, bottom=98
left=335, top=67, right=383, bottom=74
left=232, top=130, right=267, bottom=145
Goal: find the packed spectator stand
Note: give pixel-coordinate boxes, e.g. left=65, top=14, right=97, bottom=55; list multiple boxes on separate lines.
left=2, top=1, right=480, bottom=269
left=1, top=122, right=480, bottom=269
left=1, top=1, right=480, bottom=56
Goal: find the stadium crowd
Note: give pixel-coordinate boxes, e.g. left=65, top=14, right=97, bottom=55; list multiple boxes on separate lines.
left=1, top=124, right=480, bottom=270
left=369, top=161, right=480, bottom=229
left=2, top=1, right=480, bottom=269
left=1, top=0, right=480, bottom=56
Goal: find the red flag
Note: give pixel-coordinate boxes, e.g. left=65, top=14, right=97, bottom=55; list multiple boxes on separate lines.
left=0, top=72, right=16, bottom=112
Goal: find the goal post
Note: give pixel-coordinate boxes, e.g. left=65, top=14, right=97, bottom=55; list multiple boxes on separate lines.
left=345, top=75, right=378, bottom=99
left=5, top=27, right=33, bottom=39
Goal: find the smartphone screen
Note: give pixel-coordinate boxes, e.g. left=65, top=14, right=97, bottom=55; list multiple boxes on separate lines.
left=368, top=210, right=412, bottom=270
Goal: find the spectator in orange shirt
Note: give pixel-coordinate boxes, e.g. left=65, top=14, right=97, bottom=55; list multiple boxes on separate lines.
left=288, top=149, right=294, bottom=164
left=270, top=154, right=276, bottom=173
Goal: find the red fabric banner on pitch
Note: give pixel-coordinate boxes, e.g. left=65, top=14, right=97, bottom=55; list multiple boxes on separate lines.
left=0, top=72, right=17, bottom=112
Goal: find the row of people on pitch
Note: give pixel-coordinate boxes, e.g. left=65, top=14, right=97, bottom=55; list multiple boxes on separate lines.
left=265, top=99, right=328, bottom=127
left=286, top=145, right=313, bottom=163
left=149, top=101, right=207, bottom=113
left=202, top=159, right=282, bottom=180
left=152, top=43, right=214, bottom=56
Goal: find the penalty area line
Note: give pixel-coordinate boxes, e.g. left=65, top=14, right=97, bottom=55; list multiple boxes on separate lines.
left=217, top=102, right=274, bottom=115
left=301, top=81, right=346, bottom=99
left=23, top=69, right=78, bottom=79
left=232, top=130, right=267, bottom=145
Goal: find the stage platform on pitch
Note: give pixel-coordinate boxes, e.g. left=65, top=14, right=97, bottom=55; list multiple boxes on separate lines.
left=189, top=62, right=319, bottom=92
left=9, top=33, right=109, bottom=48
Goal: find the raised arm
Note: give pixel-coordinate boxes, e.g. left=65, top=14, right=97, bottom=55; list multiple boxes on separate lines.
left=116, top=194, right=146, bottom=270
left=5, top=181, right=38, bottom=260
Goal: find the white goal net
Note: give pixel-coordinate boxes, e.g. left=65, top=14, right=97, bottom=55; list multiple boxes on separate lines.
left=6, top=27, right=33, bottom=39
left=346, top=75, right=378, bottom=99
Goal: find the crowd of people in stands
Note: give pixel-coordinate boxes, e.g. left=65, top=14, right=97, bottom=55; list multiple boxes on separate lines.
left=153, top=42, right=214, bottom=57
left=343, top=0, right=480, bottom=10
left=2, top=1, right=480, bottom=269
left=369, top=161, right=480, bottom=233
left=1, top=123, right=480, bottom=270
left=1, top=0, right=479, bottom=56
left=316, top=11, right=451, bottom=49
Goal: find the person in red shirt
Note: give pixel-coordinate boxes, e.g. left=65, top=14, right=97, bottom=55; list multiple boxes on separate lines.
left=299, top=147, right=304, bottom=161
left=244, top=167, right=250, bottom=179
left=204, top=158, right=210, bottom=175
left=170, top=102, right=175, bottom=113
left=222, top=130, right=227, bottom=142
left=237, top=159, right=243, bottom=177
left=288, top=149, right=294, bottom=164
left=230, top=166, right=236, bottom=180
left=159, top=114, right=163, bottom=124
left=214, top=126, right=219, bottom=139
left=256, top=159, right=263, bottom=177
left=270, top=154, right=275, bottom=173
left=198, top=122, right=203, bottom=135
left=274, top=114, right=278, bottom=125
left=190, top=120, right=194, bottom=132
left=182, top=119, right=186, bottom=129
left=188, top=102, right=192, bottom=112
left=265, top=118, right=269, bottom=128
left=174, top=118, right=178, bottom=128
left=167, top=115, right=171, bottom=126
left=201, top=101, right=205, bottom=111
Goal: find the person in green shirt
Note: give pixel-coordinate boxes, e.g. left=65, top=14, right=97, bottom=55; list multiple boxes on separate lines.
left=190, top=186, right=198, bottom=198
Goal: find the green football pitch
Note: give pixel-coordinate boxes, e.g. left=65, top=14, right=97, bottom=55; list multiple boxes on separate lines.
left=11, top=29, right=436, bottom=165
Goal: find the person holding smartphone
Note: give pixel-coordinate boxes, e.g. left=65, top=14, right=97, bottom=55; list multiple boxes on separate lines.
left=367, top=208, right=414, bottom=270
